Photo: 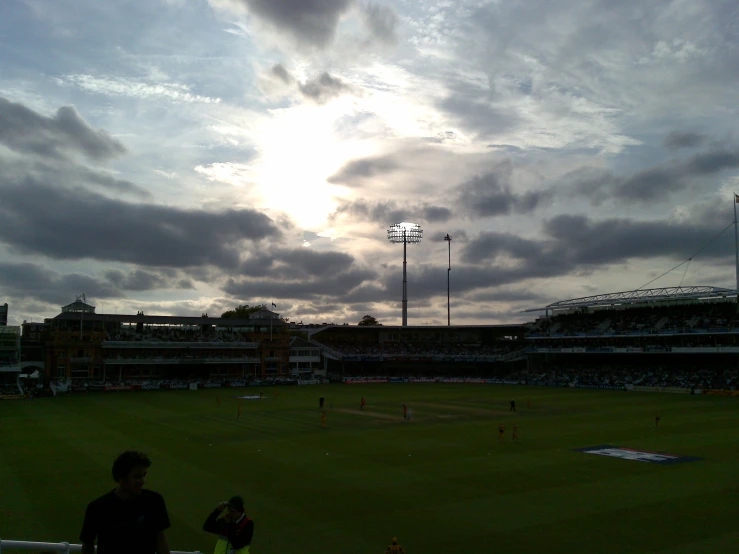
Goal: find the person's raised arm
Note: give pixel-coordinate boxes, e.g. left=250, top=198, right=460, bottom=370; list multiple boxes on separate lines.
left=203, top=502, right=227, bottom=532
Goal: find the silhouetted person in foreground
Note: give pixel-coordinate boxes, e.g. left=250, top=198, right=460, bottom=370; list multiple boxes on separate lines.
left=80, top=451, right=170, bottom=554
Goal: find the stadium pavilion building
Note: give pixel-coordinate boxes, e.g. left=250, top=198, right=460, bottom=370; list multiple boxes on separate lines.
left=34, top=299, right=302, bottom=381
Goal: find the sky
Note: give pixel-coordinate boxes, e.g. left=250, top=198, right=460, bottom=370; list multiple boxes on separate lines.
left=2, top=0, right=739, bottom=327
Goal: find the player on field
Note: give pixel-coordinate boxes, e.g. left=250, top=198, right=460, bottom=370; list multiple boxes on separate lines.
left=321, top=411, right=327, bottom=429
left=655, top=412, right=660, bottom=429
left=385, top=537, right=406, bottom=553
left=512, top=423, right=519, bottom=442
left=320, top=395, right=325, bottom=409
left=360, top=396, right=366, bottom=410
left=403, top=403, right=408, bottom=420
left=498, top=423, right=506, bottom=443
left=510, top=399, right=516, bottom=412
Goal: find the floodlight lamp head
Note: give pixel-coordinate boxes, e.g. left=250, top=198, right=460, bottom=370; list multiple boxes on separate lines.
left=387, top=222, right=423, bottom=243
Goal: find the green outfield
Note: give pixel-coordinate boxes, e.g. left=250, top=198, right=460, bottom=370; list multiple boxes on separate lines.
left=1, top=384, right=737, bottom=553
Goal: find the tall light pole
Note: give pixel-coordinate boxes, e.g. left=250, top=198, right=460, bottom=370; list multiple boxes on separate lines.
left=444, top=234, right=451, bottom=326
left=387, top=222, right=423, bottom=327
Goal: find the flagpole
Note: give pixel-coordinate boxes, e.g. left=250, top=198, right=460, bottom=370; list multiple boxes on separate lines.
left=734, top=194, right=739, bottom=309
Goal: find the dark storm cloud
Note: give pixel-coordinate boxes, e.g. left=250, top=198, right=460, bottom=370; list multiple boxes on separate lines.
left=461, top=232, right=546, bottom=265
left=422, top=205, right=453, bottom=222
left=271, top=63, right=294, bottom=84
left=298, top=72, right=352, bottom=104
left=458, top=214, right=730, bottom=287
left=0, top=97, right=126, bottom=161
left=0, top=98, right=148, bottom=198
left=239, top=248, right=356, bottom=279
left=469, top=288, right=548, bottom=304
left=438, top=85, right=520, bottom=139
left=0, top=262, right=199, bottom=311
left=0, top=181, right=281, bottom=268
left=338, top=283, right=387, bottom=304
left=2, top=154, right=151, bottom=199
left=664, top=131, right=707, bottom=151
left=234, top=0, right=352, bottom=48
left=293, top=302, right=342, bottom=316
left=361, top=2, right=398, bottom=44
left=104, top=269, right=192, bottom=291
left=0, top=262, right=120, bottom=305
left=457, top=167, right=550, bottom=218
left=223, top=268, right=376, bottom=300
left=328, top=154, right=399, bottom=185
left=572, top=146, right=739, bottom=204
left=331, top=198, right=452, bottom=224
left=225, top=247, right=376, bottom=301
left=543, top=214, right=730, bottom=265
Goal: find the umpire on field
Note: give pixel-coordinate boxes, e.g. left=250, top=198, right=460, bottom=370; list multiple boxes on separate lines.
left=203, top=496, right=254, bottom=554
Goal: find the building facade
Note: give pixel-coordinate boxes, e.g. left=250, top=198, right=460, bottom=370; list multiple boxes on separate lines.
left=44, top=300, right=291, bottom=380
left=0, top=325, right=21, bottom=385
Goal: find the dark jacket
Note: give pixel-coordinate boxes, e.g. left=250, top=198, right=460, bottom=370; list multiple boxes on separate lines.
left=203, top=509, right=254, bottom=549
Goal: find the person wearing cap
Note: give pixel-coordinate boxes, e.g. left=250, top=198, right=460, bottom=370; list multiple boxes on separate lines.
left=385, top=537, right=406, bottom=553
left=203, top=496, right=254, bottom=554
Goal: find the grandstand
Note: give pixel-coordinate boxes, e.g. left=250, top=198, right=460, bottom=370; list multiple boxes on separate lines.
left=511, top=286, right=739, bottom=392
left=42, top=298, right=294, bottom=381
left=302, top=286, right=739, bottom=392
left=309, top=323, right=526, bottom=377
left=524, top=286, right=739, bottom=339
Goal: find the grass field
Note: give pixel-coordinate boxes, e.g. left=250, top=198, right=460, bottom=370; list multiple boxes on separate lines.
left=1, top=384, right=738, bottom=553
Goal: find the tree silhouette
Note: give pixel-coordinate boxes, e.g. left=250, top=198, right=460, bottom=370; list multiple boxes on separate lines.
left=358, top=315, right=381, bottom=326
left=221, top=304, right=263, bottom=319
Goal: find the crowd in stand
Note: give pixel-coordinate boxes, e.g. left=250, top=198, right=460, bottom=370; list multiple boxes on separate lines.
left=529, top=302, right=739, bottom=337
left=50, top=376, right=304, bottom=389
left=318, top=341, right=509, bottom=358
left=107, top=352, right=259, bottom=361
left=107, top=326, right=261, bottom=343
left=525, top=334, right=739, bottom=348
left=340, top=366, right=737, bottom=390
left=507, top=365, right=736, bottom=389
left=5, top=366, right=736, bottom=397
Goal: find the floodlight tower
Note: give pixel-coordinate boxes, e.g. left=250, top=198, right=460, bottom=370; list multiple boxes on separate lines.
left=387, top=222, right=423, bottom=326
left=444, top=234, right=452, bottom=326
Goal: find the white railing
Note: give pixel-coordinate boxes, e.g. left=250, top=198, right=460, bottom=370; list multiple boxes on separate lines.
left=0, top=540, right=202, bottom=554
